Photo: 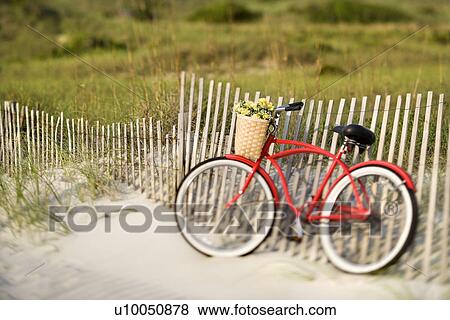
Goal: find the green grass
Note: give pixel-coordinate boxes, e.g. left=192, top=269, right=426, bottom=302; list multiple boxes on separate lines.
left=0, top=0, right=448, bottom=126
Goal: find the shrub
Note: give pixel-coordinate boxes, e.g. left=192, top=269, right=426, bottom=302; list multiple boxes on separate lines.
left=432, top=30, right=449, bottom=45
left=189, top=0, right=261, bottom=23
left=319, top=64, right=347, bottom=76
left=303, top=0, right=411, bottom=24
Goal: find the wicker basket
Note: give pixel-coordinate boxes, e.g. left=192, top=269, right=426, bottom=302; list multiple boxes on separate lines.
left=234, top=114, right=269, bottom=160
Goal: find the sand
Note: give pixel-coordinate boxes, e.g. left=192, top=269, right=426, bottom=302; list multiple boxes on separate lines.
left=0, top=190, right=448, bottom=299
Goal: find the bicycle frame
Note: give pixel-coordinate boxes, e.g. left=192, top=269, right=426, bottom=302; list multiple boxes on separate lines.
left=225, top=134, right=371, bottom=222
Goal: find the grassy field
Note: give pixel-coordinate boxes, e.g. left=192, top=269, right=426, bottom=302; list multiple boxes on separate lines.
left=0, top=0, right=448, bottom=125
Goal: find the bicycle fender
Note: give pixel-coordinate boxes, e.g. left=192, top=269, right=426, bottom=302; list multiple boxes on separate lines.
left=331, top=161, right=415, bottom=192
left=225, top=154, right=280, bottom=203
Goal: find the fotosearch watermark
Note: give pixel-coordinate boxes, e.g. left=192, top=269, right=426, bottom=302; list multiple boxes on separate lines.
left=48, top=200, right=397, bottom=236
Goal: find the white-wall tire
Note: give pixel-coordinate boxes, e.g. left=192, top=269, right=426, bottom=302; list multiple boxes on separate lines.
left=320, top=166, right=417, bottom=274
left=175, top=158, right=276, bottom=257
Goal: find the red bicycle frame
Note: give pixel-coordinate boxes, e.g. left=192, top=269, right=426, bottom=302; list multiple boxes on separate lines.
left=225, top=134, right=372, bottom=222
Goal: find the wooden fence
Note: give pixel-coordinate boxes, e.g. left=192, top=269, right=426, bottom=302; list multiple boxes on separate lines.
left=0, top=72, right=448, bottom=283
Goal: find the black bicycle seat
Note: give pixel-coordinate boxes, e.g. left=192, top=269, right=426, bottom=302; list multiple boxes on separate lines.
left=333, top=124, right=376, bottom=146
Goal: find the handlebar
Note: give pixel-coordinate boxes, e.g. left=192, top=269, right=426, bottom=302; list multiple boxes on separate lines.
left=275, top=101, right=304, bottom=112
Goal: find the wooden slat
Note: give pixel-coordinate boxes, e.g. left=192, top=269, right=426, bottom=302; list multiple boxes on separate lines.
left=15, top=103, right=22, bottom=172
left=111, top=123, right=116, bottom=178
left=67, top=119, right=72, bottom=157
left=416, top=91, right=433, bottom=202
left=123, top=123, right=129, bottom=185
left=405, top=92, right=432, bottom=280
left=422, top=93, right=443, bottom=278
left=130, top=122, right=135, bottom=187
left=365, top=95, right=381, bottom=161
left=407, top=94, right=422, bottom=173
left=397, top=93, right=412, bottom=167
left=157, top=121, right=163, bottom=201
left=45, top=113, right=49, bottom=169
left=191, top=78, right=204, bottom=168
left=24, top=106, right=31, bottom=170
left=383, top=95, right=402, bottom=255
left=165, top=133, right=170, bottom=202
left=172, top=125, right=177, bottom=201
left=31, top=109, right=36, bottom=168
left=76, top=118, right=80, bottom=157
left=10, top=104, right=18, bottom=171
left=136, top=119, right=143, bottom=191
left=199, top=80, right=214, bottom=162
left=71, top=119, right=76, bottom=158
left=117, top=123, right=122, bottom=179
left=59, top=112, right=63, bottom=166
left=50, top=116, right=54, bottom=168
left=441, top=124, right=450, bottom=283
left=142, top=118, right=148, bottom=192
left=149, top=118, right=156, bottom=198
left=106, top=125, right=111, bottom=175
left=370, top=95, right=391, bottom=261
left=101, top=125, right=105, bottom=172
left=40, top=111, right=45, bottom=166
left=36, top=109, right=40, bottom=167
left=177, top=71, right=186, bottom=181
left=96, top=121, right=100, bottom=162
left=226, top=87, right=240, bottom=154
left=217, top=82, right=231, bottom=156
left=375, top=95, right=391, bottom=160
left=185, top=73, right=196, bottom=170
left=208, top=82, right=222, bottom=158
left=351, top=96, right=367, bottom=164
left=6, top=103, right=14, bottom=172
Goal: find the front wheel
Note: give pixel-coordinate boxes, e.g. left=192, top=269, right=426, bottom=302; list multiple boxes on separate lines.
left=320, top=165, right=417, bottom=274
left=175, top=157, right=276, bottom=257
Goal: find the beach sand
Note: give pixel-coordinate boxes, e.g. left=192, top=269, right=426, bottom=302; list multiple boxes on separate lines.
left=0, top=191, right=447, bottom=299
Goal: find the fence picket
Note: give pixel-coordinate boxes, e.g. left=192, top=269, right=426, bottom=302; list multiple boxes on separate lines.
left=441, top=125, right=450, bottom=283
left=217, top=82, right=231, bottom=156
left=177, top=71, right=186, bottom=181
left=397, top=93, right=412, bottom=167
left=226, top=87, right=240, bottom=154
left=190, top=78, right=204, bottom=168
left=422, top=93, right=443, bottom=278
left=123, top=123, right=129, bottom=185
left=406, top=92, right=433, bottom=280
left=149, top=118, right=156, bottom=198
left=157, top=121, right=163, bottom=201
left=407, top=94, right=422, bottom=173
left=24, top=107, right=31, bottom=170
left=130, top=122, right=135, bottom=187
left=185, top=74, right=195, bottom=170
left=376, top=95, right=391, bottom=160
left=208, top=82, right=222, bottom=158
left=15, top=103, right=22, bottom=172
left=200, top=80, right=214, bottom=162
left=136, top=119, right=143, bottom=192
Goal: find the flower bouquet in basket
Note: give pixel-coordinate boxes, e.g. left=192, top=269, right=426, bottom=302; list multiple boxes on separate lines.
left=233, top=98, right=275, bottom=160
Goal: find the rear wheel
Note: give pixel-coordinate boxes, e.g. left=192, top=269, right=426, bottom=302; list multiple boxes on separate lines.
left=175, top=158, right=276, bottom=257
left=320, top=166, right=417, bottom=274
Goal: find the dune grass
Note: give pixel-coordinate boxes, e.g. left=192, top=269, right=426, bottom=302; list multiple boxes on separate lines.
left=0, top=0, right=448, bottom=129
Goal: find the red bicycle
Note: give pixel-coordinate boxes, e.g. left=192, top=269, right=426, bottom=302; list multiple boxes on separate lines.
left=176, top=101, right=417, bottom=274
